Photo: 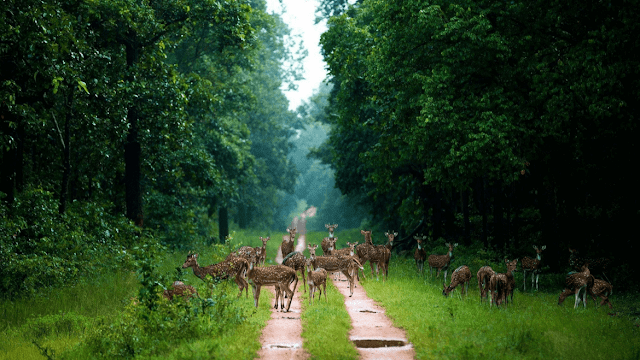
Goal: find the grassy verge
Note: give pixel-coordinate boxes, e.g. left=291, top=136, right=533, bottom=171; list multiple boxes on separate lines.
left=361, top=257, right=640, bottom=360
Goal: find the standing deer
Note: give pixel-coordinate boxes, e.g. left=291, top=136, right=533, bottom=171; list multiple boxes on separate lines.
left=568, top=248, right=610, bottom=281
left=558, top=263, right=595, bottom=309
left=328, top=241, right=358, bottom=282
left=307, top=244, right=364, bottom=297
left=427, top=242, right=458, bottom=282
left=280, top=228, right=297, bottom=259
left=442, top=265, right=471, bottom=298
left=305, top=258, right=327, bottom=305
left=354, top=230, right=374, bottom=281
left=321, top=224, right=339, bottom=256
left=281, top=251, right=308, bottom=293
left=521, top=245, right=546, bottom=291
left=254, top=236, right=270, bottom=266
left=382, top=231, right=397, bottom=277
left=504, top=258, right=519, bottom=304
left=247, top=261, right=298, bottom=312
left=162, top=281, right=198, bottom=301
left=489, top=272, right=508, bottom=307
left=226, top=245, right=258, bottom=266
left=182, top=252, right=249, bottom=298
left=589, top=278, right=613, bottom=309
left=414, top=235, right=427, bottom=273
left=477, top=266, right=495, bottom=302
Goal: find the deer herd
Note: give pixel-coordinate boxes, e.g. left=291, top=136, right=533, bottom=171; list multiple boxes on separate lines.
left=170, top=224, right=613, bottom=313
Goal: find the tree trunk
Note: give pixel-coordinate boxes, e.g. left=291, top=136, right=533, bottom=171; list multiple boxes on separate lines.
left=219, top=206, right=229, bottom=243
left=0, top=112, right=17, bottom=207
left=124, top=32, right=143, bottom=227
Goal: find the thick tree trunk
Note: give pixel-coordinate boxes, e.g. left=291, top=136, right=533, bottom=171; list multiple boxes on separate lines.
left=124, top=33, right=143, bottom=227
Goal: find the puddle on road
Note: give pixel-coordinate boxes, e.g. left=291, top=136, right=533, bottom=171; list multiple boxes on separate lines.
left=352, top=339, right=407, bottom=348
left=359, top=309, right=378, bottom=313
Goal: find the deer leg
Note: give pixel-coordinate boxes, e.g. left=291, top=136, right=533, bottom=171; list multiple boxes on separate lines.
left=253, top=284, right=261, bottom=308
left=300, top=267, right=307, bottom=293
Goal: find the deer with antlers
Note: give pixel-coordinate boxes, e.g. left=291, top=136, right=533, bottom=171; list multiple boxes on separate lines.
left=558, top=263, right=595, bottom=309
left=182, top=252, right=249, bottom=298
left=280, top=228, right=297, bottom=259
left=321, top=224, right=339, bottom=255
left=442, top=265, right=471, bottom=298
left=477, top=266, right=495, bottom=302
left=521, top=245, right=546, bottom=291
left=428, top=242, right=458, bottom=282
left=414, top=235, right=427, bottom=273
left=305, top=258, right=327, bottom=305
left=247, top=261, right=298, bottom=312
left=307, top=244, right=364, bottom=297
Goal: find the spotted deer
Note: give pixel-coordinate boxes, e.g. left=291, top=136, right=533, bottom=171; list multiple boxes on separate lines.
left=162, top=281, right=198, bottom=301
left=521, top=245, right=546, bottom=291
left=247, top=261, right=298, bottom=312
left=281, top=251, right=308, bottom=293
left=569, top=248, right=610, bottom=281
left=504, top=258, right=519, bottom=304
left=305, top=258, right=327, bottom=305
left=322, top=237, right=338, bottom=257
left=254, top=236, right=270, bottom=266
left=354, top=230, right=374, bottom=280
left=321, top=224, right=338, bottom=255
left=442, top=265, right=471, bottom=297
left=226, top=245, right=258, bottom=266
left=182, top=252, right=249, bottom=298
left=414, top=235, right=427, bottom=273
left=280, top=228, right=297, bottom=259
left=477, top=266, right=495, bottom=302
left=328, top=241, right=358, bottom=282
left=307, top=244, right=364, bottom=297
left=558, top=263, right=595, bottom=309
left=427, top=242, right=458, bottom=282
left=589, top=278, right=613, bottom=309
left=382, top=231, right=397, bottom=277
left=354, top=229, right=387, bottom=281
left=489, top=272, right=508, bottom=307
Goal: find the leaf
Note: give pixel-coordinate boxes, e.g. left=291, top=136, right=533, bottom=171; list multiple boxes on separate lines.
left=77, top=80, right=89, bottom=94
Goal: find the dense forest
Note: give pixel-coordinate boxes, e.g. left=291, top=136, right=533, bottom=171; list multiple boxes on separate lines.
left=2, top=0, right=639, bottom=303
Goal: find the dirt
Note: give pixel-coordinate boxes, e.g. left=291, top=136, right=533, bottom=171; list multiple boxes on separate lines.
left=257, top=231, right=415, bottom=359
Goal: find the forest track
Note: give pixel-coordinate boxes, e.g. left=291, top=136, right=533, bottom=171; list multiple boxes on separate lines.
left=258, top=232, right=415, bottom=359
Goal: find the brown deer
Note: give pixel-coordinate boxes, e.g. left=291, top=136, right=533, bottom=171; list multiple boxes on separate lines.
left=280, top=228, right=297, bottom=258
left=254, top=236, right=270, bottom=266
left=442, top=265, right=471, bottom=297
left=521, top=245, right=546, bottom=291
left=354, top=230, right=374, bottom=280
left=414, top=235, right=427, bottom=273
left=182, top=252, right=249, bottom=298
left=558, top=263, right=595, bottom=309
left=427, top=242, right=458, bottom=282
left=589, top=278, right=613, bottom=309
left=307, top=244, right=364, bottom=297
left=569, top=248, right=610, bottom=280
left=328, top=241, right=358, bottom=282
left=504, top=258, right=519, bottom=304
left=321, top=224, right=339, bottom=255
left=162, top=281, right=198, bottom=301
left=489, top=272, right=508, bottom=307
left=226, top=245, right=258, bottom=266
left=322, top=237, right=338, bottom=256
left=477, top=266, right=495, bottom=302
left=247, top=261, right=298, bottom=312
left=281, top=251, right=308, bottom=293
left=382, top=231, right=397, bottom=277
left=305, top=258, right=327, bottom=305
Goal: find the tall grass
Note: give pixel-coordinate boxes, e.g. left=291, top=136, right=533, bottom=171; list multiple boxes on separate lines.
left=361, top=257, right=640, bottom=360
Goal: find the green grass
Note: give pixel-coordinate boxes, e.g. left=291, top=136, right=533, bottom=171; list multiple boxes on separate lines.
left=361, top=257, right=640, bottom=360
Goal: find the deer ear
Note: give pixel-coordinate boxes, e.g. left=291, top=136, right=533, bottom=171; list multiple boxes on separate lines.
left=394, top=232, right=398, bottom=236
left=541, top=245, right=546, bottom=250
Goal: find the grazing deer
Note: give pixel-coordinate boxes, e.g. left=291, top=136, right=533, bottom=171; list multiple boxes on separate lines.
left=307, top=244, right=364, bottom=297
left=427, top=242, right=458, bottom=282
left=162, top=281, right=198, bottom=301
left=305, top=258, right=327, bottom=305
left=282, top=251, right=308, bottom=293
left=247, top=261, right=298, bottom=312
left=521, top=245, right=546, bottom=291
left=558, top=263, right=595, bottom=309
left=280, top=228, right=297, bottom=258
left=569, top=248, right=610, bottom=281
left=321, top=224, right=339, bottom=255
left=477, top=266, right=495, bottom=302
left=589, top=278, right=613, bottom=309
left=489, top=272, right=508, bottom=307
left=504, top=258, right=519, bottom=304
left=182, top=252, right=249, bottom=298
left=442, top=265, right=471, bottom=297
left=414, top=235, right=427, bottom=273
left=254, top=236, right=270, bottom=266
left=382, top=231, right=397, bottom=277
left=227, top=245, right=258, bottom=265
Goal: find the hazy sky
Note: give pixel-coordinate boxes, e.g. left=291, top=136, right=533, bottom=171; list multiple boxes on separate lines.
left=266, top=0, right=328, bottom=111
